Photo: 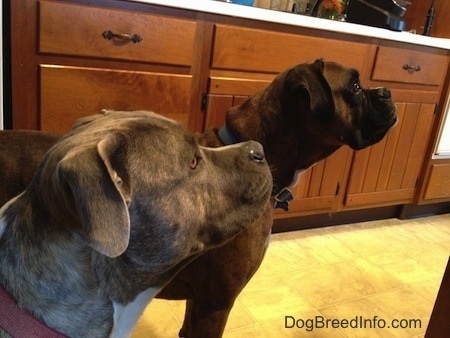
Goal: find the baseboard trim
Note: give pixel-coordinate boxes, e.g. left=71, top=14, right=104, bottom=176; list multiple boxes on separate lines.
left=272, top=203, right=450, bottom=233
left=399, top=202, right=450, bottom=219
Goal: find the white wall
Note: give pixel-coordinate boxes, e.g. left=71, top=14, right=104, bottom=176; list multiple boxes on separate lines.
left=435, top=90, right=450, bottom=158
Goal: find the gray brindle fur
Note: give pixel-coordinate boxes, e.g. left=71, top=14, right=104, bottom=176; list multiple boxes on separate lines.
left=0, top=110, right=272, bottom=337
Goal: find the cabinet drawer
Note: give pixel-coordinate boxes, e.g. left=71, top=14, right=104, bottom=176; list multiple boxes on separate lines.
left=40, top=65, right=192, bottom=133
left=371, top=46, right=448, bottom=86
left=39, top=1, right=196, bottom=66
left=211, top=24, right=367, bottom=73
left=424, top=163, right=450, bottom=200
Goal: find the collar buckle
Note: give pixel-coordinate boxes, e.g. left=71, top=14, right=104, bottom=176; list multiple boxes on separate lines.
left=273, top=187, right=294, bottom=211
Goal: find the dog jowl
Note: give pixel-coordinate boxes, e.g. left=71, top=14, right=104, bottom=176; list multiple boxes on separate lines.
left=0, top=110, right=272, bottom=338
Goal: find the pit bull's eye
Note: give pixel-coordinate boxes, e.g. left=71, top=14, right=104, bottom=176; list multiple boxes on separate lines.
left=353, top=81, right=362, bottom=93
left=190, top=156, right=201, bottom=169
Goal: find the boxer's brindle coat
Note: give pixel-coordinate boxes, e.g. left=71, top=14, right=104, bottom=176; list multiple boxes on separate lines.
left=0, top=111, right=272, bottom=337
left=0, top=60, right=397, bottom=337
left=160, top=60, right=397, bottom=337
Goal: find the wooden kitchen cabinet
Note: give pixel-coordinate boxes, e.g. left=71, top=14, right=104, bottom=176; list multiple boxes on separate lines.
left=342, top=44, right=448, bottom=209
left=210, top=24, right=370, bottom=74
left=423, top=162, right=450, bottom=200
left=275, top=147, right=352, bottom=217
left=416, top=69, right=450, bottom=204
left=11, top=0, right=199, bottom=133
left=345, top=102, right=435, bottom=208
left=9, top=0, right=450, bottom=221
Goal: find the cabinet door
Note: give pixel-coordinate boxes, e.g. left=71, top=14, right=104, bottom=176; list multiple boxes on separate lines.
left=40, top=65, right=192, bottom=133
left=205, top=94, right=248, bottom=130
left=345, top=102, right=435, bottom=208
left=275, top=147, right=351, bottom=217
left=206, top=93, right=349, bottom=216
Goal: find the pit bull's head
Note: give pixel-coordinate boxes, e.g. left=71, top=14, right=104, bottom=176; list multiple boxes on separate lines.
left=0, top=111, right=272, bottom=271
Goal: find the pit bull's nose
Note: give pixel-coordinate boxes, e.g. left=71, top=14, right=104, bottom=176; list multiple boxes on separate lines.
left=247, top=141, right=265, bottom=163
left=250, top=149, right=265, bottom=162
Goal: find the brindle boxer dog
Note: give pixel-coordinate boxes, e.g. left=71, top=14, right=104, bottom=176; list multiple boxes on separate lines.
left=0, top=130, right=60, bottom=205
left=0, top=60, right=397, bottom=337
left=158, top=59, right=397, bottom=337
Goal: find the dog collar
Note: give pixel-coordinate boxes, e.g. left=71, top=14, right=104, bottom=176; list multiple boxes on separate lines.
left=218, top=124, right=240, bottom=145
left=0, top=284, right=67, bottom=338
left=273, top=187, right=294, bottom=211
left=218, top=124, right=294, bottom=211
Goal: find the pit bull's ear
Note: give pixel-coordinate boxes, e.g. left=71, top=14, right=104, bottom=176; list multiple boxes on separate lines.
left=57, top=133, right=131, bottom=257
left=284, top=59, right=335, bottom=124
left=71, top=109, right=112, bottom=130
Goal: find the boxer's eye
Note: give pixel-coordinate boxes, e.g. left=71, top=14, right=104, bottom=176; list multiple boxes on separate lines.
left=352, top=81, right=362, bottom=93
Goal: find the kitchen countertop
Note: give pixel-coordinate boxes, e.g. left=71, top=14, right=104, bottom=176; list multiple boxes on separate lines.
left=129, top=0, right=450, bottom=50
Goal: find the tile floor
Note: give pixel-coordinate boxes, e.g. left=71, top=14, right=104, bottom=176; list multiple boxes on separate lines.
left=132, top=214, right=450, bottom=337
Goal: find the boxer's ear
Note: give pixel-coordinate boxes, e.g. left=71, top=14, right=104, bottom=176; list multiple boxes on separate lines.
left=284, top=61, right=335, bottom=124
left=57, top=132, right=131, bottom=257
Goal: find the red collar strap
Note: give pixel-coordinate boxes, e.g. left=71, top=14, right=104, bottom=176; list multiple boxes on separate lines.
left=0, top=284, right=67, bottom=338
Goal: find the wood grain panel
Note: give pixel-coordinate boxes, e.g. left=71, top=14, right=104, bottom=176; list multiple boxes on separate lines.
left=345, top=101, right=435, bottom=208
left=372, top=46, right=448, bottom=86
left=387, top=104, right=420, bottom=190
left=40, top=65, right=192, bottom=133
left=205, top=94, right=233, bottom=129
left=209, top=77, right=271, bottom=96
left=402, top=104, right=435, bottom=188
left=294, top=169, right=312, bottom=198
left=424, top=164, right=450, bottom=200
left=39, top=1, right=196, bottom=66
left=346, top=189, right=414, bottom=207
left=233, top=96, right=249, bottom=106
left=376, top=103, right=406, bottom=191
left=211, top=24, right=368, bottom=73
left=309, top=161, right=325, bottom=197
left=362, top=137, right=387, bottom=193
left=347, top=147, right=370, bottom=195
left=321, top=152, right=344, bottom=196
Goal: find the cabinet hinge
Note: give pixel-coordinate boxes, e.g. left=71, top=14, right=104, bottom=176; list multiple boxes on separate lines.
left=201, top=91, right=208, bottom=112
left=335, top=182, right=340, bottom=196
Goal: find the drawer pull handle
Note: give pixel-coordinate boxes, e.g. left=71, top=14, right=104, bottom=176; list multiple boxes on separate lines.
left=102, top=30, right=142, bottom=43
left=402, top=64, right=421, bottom=72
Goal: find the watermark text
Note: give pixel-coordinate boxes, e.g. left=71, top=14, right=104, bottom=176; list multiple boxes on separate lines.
left=285, top=315, right=422, bottom=332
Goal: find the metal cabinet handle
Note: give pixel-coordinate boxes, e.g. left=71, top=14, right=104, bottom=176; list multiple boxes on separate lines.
left=102, top=30, right=142, bottom=43
left=402, top=64, right=421, bottom=72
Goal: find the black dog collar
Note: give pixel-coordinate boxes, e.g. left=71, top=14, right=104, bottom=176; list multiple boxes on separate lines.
left=218, top=124, right=294, bottom=211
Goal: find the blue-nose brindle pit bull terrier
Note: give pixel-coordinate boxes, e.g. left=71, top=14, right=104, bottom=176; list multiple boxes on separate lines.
left=0, top=111, right=272, bottom=337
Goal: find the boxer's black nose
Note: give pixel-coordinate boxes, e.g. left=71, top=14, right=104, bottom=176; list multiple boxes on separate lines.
left=378, top=87, right=391, bottom=99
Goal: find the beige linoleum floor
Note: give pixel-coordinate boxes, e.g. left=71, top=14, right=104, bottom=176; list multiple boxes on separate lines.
left=132, top=213, right=450, bottom=337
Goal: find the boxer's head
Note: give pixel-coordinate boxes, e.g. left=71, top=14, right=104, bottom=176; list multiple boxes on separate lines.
left=282, top=59, right=397, bottom=150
